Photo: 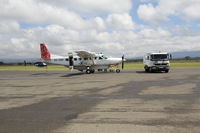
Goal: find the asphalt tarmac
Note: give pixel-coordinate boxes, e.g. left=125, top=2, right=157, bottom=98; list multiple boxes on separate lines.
left=0, top=68, right=200, bottom=133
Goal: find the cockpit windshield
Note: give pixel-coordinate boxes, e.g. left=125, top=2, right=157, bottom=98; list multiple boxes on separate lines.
left=151, top=54, right=168, bottom=61
left=103, top=56, right=108, bottom=59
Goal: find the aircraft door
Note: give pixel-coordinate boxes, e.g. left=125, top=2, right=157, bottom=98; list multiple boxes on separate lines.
left=69, top=56, right=73, bottom=66
left=68, top=53, right=74, bottom=67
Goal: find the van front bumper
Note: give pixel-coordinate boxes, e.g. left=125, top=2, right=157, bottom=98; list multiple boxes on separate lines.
left=151, top=66, right=169, bottom=71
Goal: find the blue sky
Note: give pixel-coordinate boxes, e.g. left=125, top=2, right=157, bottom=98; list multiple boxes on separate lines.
left=0, top=0, right=200, bottom=58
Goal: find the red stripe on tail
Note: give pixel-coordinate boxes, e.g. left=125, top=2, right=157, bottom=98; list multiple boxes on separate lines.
left=40, top=43, right=51, bottom=60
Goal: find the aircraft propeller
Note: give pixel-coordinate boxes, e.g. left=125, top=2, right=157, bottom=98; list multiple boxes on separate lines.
left=122, top=55, right=125, bottom=70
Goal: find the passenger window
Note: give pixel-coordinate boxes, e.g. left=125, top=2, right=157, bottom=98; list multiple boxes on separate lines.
left=65, top=58, right=69, bottom=61
left=79, top=58, right=82, bottom=60
left=74, top=58, right=77, bottom=61
left=59, top=59, right=64, bottom=61
left=54, top=59, right=58, bottom=61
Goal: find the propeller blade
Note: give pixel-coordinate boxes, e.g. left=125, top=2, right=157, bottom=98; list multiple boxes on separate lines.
left=122, top=55, right=124, bottom=70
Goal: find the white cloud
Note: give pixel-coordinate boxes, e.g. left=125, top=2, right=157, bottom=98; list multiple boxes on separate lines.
left=0, top=20, right=20, bottom=34
left=106, top=13, right=135, bottom=30
left=37, top=0, right=132, bottom=15
left=1, top=22, right=200, bottom=59
left=0, top=0, right=86, bottom=29
left=0, top=0, right=200, bottom=59
left=137, top=4, right=167, bottom=23
left=183, top=3, right=200, bottom=20
left=139, top=28, right=171, bottom=38
left=137, top=0, right=200, bottom=23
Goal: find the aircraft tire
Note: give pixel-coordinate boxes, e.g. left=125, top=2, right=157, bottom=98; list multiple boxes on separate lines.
left=116, top=69, right=120, bottom=73
left=91, top=69, right=95, bottom=73
left=86, top=69, right=91, bottom=74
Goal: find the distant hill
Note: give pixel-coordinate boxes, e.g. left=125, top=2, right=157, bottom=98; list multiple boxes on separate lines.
left=171, top=51, right=200, bottom=58
left=0, top=58, right=41, bottom=63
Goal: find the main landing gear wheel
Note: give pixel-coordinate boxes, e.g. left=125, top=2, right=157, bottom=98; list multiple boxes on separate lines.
left=116, top=69, right=120, bottom=73
left=91, top=69, right=95, bottom=73
left=86, top=69, right=91, bottom=74
left=86, top=69, right=95, bottom=74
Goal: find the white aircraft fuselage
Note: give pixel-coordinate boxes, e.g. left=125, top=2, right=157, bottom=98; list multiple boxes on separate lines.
left=40, top=43, right=123, bottom=73
left=46, top=54, right=122, bottom=71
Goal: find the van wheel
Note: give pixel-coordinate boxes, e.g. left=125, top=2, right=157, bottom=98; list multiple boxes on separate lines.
left=149, top=67, right=152, bottom=73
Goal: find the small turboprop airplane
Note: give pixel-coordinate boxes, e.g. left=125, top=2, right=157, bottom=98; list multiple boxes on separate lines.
left=40, top=43, right=125, bottom=74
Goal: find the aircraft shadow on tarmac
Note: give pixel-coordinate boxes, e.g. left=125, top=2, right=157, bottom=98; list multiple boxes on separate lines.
left=32, top=72, right=61, bottom=76
left=61, top=72, right=85, bottom=77
left=61, top=71, right=114, bottom=77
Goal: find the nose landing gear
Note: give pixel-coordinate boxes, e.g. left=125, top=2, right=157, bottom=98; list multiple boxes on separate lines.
left=116, top=69, right=120, bottom=73
left=86, top=67, right=95, bottom=74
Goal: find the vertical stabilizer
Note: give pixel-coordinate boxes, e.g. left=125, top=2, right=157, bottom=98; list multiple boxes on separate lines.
left=40, top=43, right=51, bottom=60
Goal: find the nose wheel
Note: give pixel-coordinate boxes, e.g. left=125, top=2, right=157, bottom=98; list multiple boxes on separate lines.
left=116, top=69, right=120, bottom=73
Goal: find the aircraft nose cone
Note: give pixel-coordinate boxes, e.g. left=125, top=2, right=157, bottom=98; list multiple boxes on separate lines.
left=108, top=58, right=122, bottom=65
left=115, top=58, right=122, bottom=63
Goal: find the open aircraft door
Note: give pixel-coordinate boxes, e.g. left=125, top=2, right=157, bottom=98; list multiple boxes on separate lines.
left=68, top=52, right=74, bottom=70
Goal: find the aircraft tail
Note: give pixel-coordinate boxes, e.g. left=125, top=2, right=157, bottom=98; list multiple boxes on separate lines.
left=40, top=43, right=51, bottom=60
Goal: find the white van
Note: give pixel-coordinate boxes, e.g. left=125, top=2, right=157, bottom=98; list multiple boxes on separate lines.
left=143, top=52, right=172, bottom=73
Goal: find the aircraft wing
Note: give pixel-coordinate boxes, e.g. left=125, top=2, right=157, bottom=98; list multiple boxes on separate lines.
left=75, top=51, right=96, bottom=58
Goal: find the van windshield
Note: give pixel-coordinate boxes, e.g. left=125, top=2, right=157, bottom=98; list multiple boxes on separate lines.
left=151, top=54, right=168, bottom=61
